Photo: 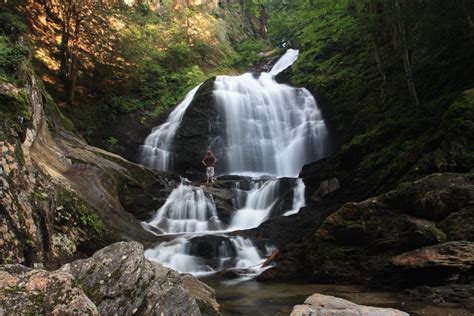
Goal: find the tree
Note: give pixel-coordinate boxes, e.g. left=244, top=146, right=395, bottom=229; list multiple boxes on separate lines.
left=36, top=0, right=119, bottom=104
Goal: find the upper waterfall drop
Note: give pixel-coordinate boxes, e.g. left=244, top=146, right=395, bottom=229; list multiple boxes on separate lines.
left=140, top=85, right=201, bottom=171
left=268, top=48, right=299, bottom=76
left=213, top=49, right=329, bottom=177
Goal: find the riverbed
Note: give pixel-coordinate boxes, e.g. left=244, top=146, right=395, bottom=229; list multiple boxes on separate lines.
left=202, top=278, right=473, bottom=316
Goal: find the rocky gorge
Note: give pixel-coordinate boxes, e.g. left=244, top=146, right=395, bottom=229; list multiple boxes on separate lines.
left=1, top=0, right=474, bottom=315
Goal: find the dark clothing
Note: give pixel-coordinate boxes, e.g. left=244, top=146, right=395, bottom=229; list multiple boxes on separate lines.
left=203, top=154, right=216, bottom=167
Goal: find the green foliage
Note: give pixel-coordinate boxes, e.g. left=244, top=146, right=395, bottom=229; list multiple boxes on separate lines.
left=265, top=0, right=474, bottom=193
left=226, top=38, right=268, bottom=69
left=0, top=12, right=30, bottom=81
left=107, top=136, right=118, bottom=146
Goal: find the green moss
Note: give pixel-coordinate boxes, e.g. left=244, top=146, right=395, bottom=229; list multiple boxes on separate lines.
left=79, top=213, right=106, bottom=235
left=0, top=89, right=31, bottom=141
left=55, top=188, right=107, bottom=236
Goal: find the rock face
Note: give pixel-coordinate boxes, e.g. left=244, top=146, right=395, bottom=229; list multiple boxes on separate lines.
left=291, top=293, right=408, bottom=316
left=384, top=173, right=474, bottom=221
left=0, top=72, right=179, bottom=268
left=0, top=264, right=98, bottom=315
left=390, top=241, right=474, bottom=285
left=311, top=177, right=341, bottom=201
left=261, top=173, right=474, bottom=287
left=61, top=241, right=219, bottom=315
left=172, top=79, right=220, bottom=177
left=0, top=242, right=220, bottom=315
left=402, top=284, right=474, bottom=310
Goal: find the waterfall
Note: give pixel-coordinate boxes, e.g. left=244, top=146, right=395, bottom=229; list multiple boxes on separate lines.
left=140, top=85, right=201, bottom=171
left=144, top=236, right=265, bottom=276
left=213, top=51, right=328, bottom=177
left=229, top=180, right=280, bottom=230
left=268, top=48, right=299, bottom=76
left=144, top=183, right=223, bottom=234
left=284, top=178, right=306, bottom=216
left=141, top=50, right=329, bottom=279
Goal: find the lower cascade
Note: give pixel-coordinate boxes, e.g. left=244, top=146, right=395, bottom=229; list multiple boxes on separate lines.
left=140, top=49, right=325, bottom=279
left=146, top=183, right=223, bottom=234
left=142, top=177, right=305, bottom=276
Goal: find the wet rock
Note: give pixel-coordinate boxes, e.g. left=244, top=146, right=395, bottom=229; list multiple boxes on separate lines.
left=180, top=274, right=220, bottom=316
left=0, top=264, right=98, bottom=315
left=311, top=177, right=341, bottom=201
left=438, top=206, right=474, bottom=241
left=391, top=241, right=474, bottom=270
left=172, top=79, right=220, bottom=176
left=61, top=241, right=217, bottom=315
left=390, top=241, right=474, bottom=285
left=189, top=235, right=237, bottom=259
left=291, top=293, right=408, bottom=316
left=401, top=284, right=474, bottom=309
left=201, top=185, right=236, bottom=224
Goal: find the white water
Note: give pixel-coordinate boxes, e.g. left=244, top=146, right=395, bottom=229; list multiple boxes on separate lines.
left=142, top=50, right=327, bottom=278
left=230, top=180, right=280, bottom=230
left=213, top=51, right=328, bottom=177
left=145, top=183, right=223, bottom=234
left=140, top=85, right=201, bottom=171
left=144, top=236, right=265, bottom=276
left=284, top=178, right=306, bottom=216
left=268, top=48, right=299, bottom=76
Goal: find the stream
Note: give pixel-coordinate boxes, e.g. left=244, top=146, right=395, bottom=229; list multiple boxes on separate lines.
left=202, top=279, right=472, bottom=316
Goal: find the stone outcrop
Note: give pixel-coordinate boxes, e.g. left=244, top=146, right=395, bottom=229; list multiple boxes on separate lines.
left=0, top=264, right=98, bottom=315
left=172, top=79, right=219, bottom=177
left=291, top=293, right=408, bottom=316
left=1, top=72, right=179, bottom=268
left=261, top=173, right=474, bottom=287
left=61, top=241, right=219, bottom=315
left=384, top=173, right=474, bottom=221
left=390, top=241, right=474, bottom=285
left=0, top=242, right=220, bottom=315
left=311, top=177, right=341, bottom=201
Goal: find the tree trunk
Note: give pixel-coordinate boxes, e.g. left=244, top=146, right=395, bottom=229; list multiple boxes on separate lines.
left=392, top=0, right=420, bottom=106
left=67, top=53, right=77, bottom=103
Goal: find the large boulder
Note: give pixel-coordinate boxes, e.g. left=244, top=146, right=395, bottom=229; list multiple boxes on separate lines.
left=261, top=173, right=473, bottom=285
left=390, top=241, right=474, bottom=286
left=438, top=206, right=474, bottom=241
left=61, top=241, right=220, bottom=315
left=291, top=293, right=408, bottom=316
left=0, top=264, right=97, bottom=315
left=172, top=79, right=220, bottom=176
left=384, top=173, right=474, bottom=221
left=305, top=197, right=447, bottom=283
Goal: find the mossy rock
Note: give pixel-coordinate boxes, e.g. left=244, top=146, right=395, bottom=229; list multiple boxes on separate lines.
left=438, top=206, right=474, bottom=241
left=385, top=173, right=474, bottom=221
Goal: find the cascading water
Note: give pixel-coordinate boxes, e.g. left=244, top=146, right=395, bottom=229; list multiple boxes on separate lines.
left=140, top=85, right=201, bottom=171
left=230, top=180, right=280, bottom=230
left=144, top=236, right=265, bottom=277
left=284, top=178, right=306, bottom=216
left=145, top=183, right=223, bottom=234
left=141, top=49, right=328, bottom=279
left=213, top=50, right=328, bottom=177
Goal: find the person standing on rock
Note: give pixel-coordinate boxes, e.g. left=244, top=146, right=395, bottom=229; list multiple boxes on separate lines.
left=202, top=149, right=217, bottom=183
